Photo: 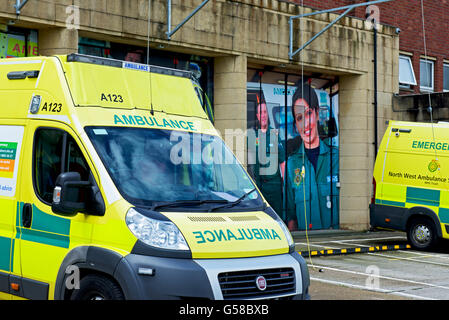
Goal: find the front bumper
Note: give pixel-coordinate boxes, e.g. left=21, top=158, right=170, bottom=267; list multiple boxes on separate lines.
left=113, top=252, right=310, bottom=300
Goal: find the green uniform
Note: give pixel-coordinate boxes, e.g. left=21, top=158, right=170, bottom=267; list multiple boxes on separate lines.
left=286, top=140, right=339, bottom=230
left=248, top=129, right=284, bottom=218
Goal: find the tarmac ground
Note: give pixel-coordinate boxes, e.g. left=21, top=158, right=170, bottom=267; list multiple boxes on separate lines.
left=291, top=229, right=449, bottom=300
left=292, top=229, right=410, bottom=258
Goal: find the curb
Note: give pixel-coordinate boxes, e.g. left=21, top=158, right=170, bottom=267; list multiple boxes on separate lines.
left=298, top=243, right=411, bottom=258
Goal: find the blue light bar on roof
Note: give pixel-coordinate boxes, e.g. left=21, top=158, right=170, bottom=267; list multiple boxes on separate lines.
left=66, top=53, right=192, bottom=79
left=67, top=53, right=123, bottom=68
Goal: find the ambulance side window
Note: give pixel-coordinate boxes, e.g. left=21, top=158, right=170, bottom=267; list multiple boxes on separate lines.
left=34, top=128, right=90, bottom=204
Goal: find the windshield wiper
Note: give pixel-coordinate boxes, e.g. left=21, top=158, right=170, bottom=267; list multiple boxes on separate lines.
left=209, top=188, right=257, bottom=212
left=150, top=199, right=229, bottom=211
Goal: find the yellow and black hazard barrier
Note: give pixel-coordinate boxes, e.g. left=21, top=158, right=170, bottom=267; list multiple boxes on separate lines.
left=298, top=243, right=411, bottom=258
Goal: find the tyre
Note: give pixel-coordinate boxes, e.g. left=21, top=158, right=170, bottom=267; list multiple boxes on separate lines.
left=407, top=217, right=438, bottom=250
left=70, top=274, right=124, bottom=300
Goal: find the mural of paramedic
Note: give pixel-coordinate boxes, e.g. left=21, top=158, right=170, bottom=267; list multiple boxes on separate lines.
left=247, top=102, right=284, bottom=216
left=285, top=82, right=339, bottom=231
left=125, top=49, right=143, bottom=63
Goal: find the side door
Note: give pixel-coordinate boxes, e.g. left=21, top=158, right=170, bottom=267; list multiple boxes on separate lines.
left=381, top=126, right=414, bottom=206
left=0, top=122, right=26, bottom=300
left=18, top=120, right=96, bottom=300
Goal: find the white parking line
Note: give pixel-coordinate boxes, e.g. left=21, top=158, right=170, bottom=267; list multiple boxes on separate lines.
left=301, top=235, right=449, bottom=300
left=333, top=240, right=449, bottom=265
left=399, top=250, right=449, bottom=260
left=367, top=252, right=449, bottom=267
left=332, top=236, right=407, bottom=242
left=312, top=264, right=449, bottom=292
left=310, top=277, right=434, bottom=300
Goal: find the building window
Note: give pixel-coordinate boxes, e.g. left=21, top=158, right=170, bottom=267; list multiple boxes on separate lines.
left=420, top=59, right=434, bottom=92
left=444, top=63, right=449, bottom=92
left=0, top=25, right=39, bottom=59
left=399, top=55, right=416, bottom=88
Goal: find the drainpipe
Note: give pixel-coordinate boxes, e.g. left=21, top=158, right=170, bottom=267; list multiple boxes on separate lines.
left=373, top=19, right=378, bottom=158
left=330, top=83, right=333, bottom=228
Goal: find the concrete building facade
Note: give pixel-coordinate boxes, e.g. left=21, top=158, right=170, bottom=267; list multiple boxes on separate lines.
left=0, top=0, right=401, bottom=231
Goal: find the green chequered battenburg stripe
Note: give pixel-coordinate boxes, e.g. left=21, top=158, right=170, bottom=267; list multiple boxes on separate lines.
left=30, top=205, right=70, bottom=235
left=19, top=228, right=70, bottom=249
left=438, top=208, right=449, bottom=224
left=0, top=236, right=12, bottom=272
left=16, top=203, right=70, bottom=235
left=16, top=203, right=71, bottom=249
left=406, top=187, right=440, bottom=207
left=375, top=199, right=405, bottom=207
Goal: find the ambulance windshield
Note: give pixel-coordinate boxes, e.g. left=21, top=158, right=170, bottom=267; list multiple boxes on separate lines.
left=85, top=127, right=262, bottom=211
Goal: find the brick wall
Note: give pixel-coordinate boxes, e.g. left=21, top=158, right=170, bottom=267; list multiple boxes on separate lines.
left=290, top=0, right=449, bottom=93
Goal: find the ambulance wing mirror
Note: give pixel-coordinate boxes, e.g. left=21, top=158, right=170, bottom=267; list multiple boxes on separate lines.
left=52, top=172, right=105, bottom=217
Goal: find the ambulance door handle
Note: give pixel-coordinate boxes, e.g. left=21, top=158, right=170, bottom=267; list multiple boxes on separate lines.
left=22, top=203, right=32, bottom=228
left=392, top=128, right=411, bottom=133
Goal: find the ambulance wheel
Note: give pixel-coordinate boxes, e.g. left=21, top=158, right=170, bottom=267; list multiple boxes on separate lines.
left=70, top=274, right=124, bottom=300
left=407, top=217, right=438, bottom=250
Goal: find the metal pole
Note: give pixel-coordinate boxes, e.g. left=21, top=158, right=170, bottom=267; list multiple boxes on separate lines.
left=288, top=0, right=395, bottom=60
left=14, top=0, right=30, bottom=15
left=24, top=29, right=28, bottom=57
left=167, top=0, right=172, bottom=38
left=289, top=18, right=294, bottom=61
left=290, top=0, right=394, bottom=19
left=283, top=73, right=288, bottom=222
left=308, top=83, right=311, bottom=227
left=290, top=7, right=352, bottom=59
left=257, top=71, right=262, bottom=180
left=167, top=0, right=210, bottom=40
left=329, top=83, right=333, bottom=228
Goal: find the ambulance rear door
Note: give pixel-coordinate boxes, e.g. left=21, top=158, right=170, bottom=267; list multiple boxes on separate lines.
left=0, top=121, right=26, bottom=300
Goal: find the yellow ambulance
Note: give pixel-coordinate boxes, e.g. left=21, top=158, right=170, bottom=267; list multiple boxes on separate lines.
left=0, top=54, right=309, bottom=300
left=370, top=120, right=449, bottom=250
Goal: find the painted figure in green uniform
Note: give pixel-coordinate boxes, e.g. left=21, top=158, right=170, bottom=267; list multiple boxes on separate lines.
left=248, top=102, right=284, bottom=217
left=285, top=83, right=339, bottom=231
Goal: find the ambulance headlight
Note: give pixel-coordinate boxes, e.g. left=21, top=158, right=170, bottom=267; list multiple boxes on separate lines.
left=278, top=219, right=295, bottom=249
left=126, top=208, right=189, bottom=251
left=264, top=207, right=295, bottom=252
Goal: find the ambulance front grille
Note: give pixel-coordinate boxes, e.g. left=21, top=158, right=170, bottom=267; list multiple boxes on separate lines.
left=218, top=268, right=295, bottom=299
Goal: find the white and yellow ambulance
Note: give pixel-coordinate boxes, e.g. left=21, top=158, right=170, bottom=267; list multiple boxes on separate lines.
left=371, top=120, right=449, bottom=250
left=0, top=54, right=309, bottom=300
